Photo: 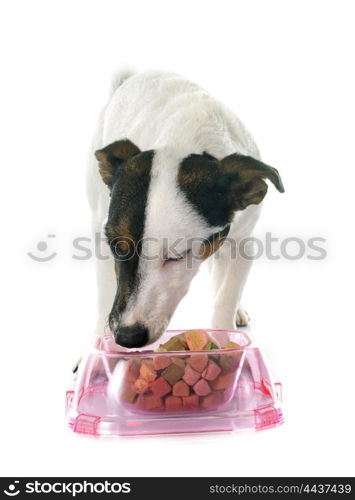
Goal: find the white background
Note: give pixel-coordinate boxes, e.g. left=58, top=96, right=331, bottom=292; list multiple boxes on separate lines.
left=1, top=0, right=354, bottom=477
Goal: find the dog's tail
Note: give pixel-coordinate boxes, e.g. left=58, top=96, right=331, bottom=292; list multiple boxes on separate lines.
left=109, top=67, right=136, bottom=96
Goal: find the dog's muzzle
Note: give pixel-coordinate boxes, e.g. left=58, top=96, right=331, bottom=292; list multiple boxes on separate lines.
left=114, top=323, right=149, bottom=348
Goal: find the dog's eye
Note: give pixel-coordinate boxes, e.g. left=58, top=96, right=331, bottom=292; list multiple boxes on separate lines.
left=166, top=255, right=185, bottom=262
left=164, top=249, right=191, bottom=264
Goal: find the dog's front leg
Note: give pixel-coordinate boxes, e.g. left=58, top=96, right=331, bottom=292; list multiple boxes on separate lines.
left=210, top=244, right=253, bottom=329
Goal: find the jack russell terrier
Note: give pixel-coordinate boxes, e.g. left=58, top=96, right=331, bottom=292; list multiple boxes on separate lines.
left=86, top=70, right=284, bottom=348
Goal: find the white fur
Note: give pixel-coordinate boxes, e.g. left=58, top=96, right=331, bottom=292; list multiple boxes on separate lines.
left=87, top=70, right=262, bottom=343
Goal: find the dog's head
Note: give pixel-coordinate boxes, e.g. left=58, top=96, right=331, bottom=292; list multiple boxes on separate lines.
left=95, top=139, right=284, bottom=347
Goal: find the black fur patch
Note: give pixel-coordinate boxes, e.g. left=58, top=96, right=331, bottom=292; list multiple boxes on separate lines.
left=178, top=152, right=284, bottom=227
left=104, top=149, right=154, bottom=319
left=178, top=153, right=233, bottom=227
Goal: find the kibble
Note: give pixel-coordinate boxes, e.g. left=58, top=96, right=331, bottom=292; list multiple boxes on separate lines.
left=121, top=329, right=242, bottom=413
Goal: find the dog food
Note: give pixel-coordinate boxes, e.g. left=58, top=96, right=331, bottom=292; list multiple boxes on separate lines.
left=161, top=362, right=184, bottom=385
left=119, top=329, right=241, bottom=412
left=172, top=380, right=190, bottom=397
left=182, top=364, right=201, bottom=386
left=150, top=377, right=172, bottom=397
left=184, top=329, right=209, bottom=351
left=188, top=354, right=208, bottom=373
left=202, top=360, right=222, bottom=381
left=139, top=360, right=157, bottom=382
left=165, top=396, right=182, bottom=412
left=182, top=394, right=199, bottom=409
left=193, top=378, right=212, bottom=396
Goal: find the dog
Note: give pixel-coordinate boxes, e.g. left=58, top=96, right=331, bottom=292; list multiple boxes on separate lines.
left=86, top=70, right=284, bottom=348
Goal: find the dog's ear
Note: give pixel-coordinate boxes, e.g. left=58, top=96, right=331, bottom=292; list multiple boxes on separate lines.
left=95, top=139, right=141, bottom=187
left=179, top=152, right=284, bottom=227
left=219, top=153, right=284, bottom=211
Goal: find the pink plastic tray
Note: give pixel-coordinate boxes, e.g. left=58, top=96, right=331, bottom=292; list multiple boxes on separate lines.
left=66, top=330, right=283, bottom=436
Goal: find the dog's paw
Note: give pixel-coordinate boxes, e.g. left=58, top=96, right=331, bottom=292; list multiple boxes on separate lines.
left=236, top=306, right=250, bottom=327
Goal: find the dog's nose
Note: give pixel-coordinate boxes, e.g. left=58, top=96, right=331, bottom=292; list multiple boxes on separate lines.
left=114, top=323, right=149, bottom=348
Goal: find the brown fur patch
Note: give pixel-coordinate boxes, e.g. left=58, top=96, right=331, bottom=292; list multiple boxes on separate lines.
left=105, top=217, right=134, bottom=245
left=198, top=225, right=230, bottom=260
left=95, top=139, right=141, bottom=187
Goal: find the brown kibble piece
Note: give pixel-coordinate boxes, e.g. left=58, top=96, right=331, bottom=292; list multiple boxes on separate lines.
left=161, top=363, right=184, bottom=385
left=139, top=360, right=157, bottom=382
left=171, top=357, right=185, bottom=370
left=173, top=380, right=190, bottom=397
left=153, top=355, right=172, bottom=371
left=160, top=336, right=187, bottom=351
left=175, top=333, right=188, bottom=349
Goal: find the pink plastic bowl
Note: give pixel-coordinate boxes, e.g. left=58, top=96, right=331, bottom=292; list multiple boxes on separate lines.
left=66, top=330, right=283, bottom=437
